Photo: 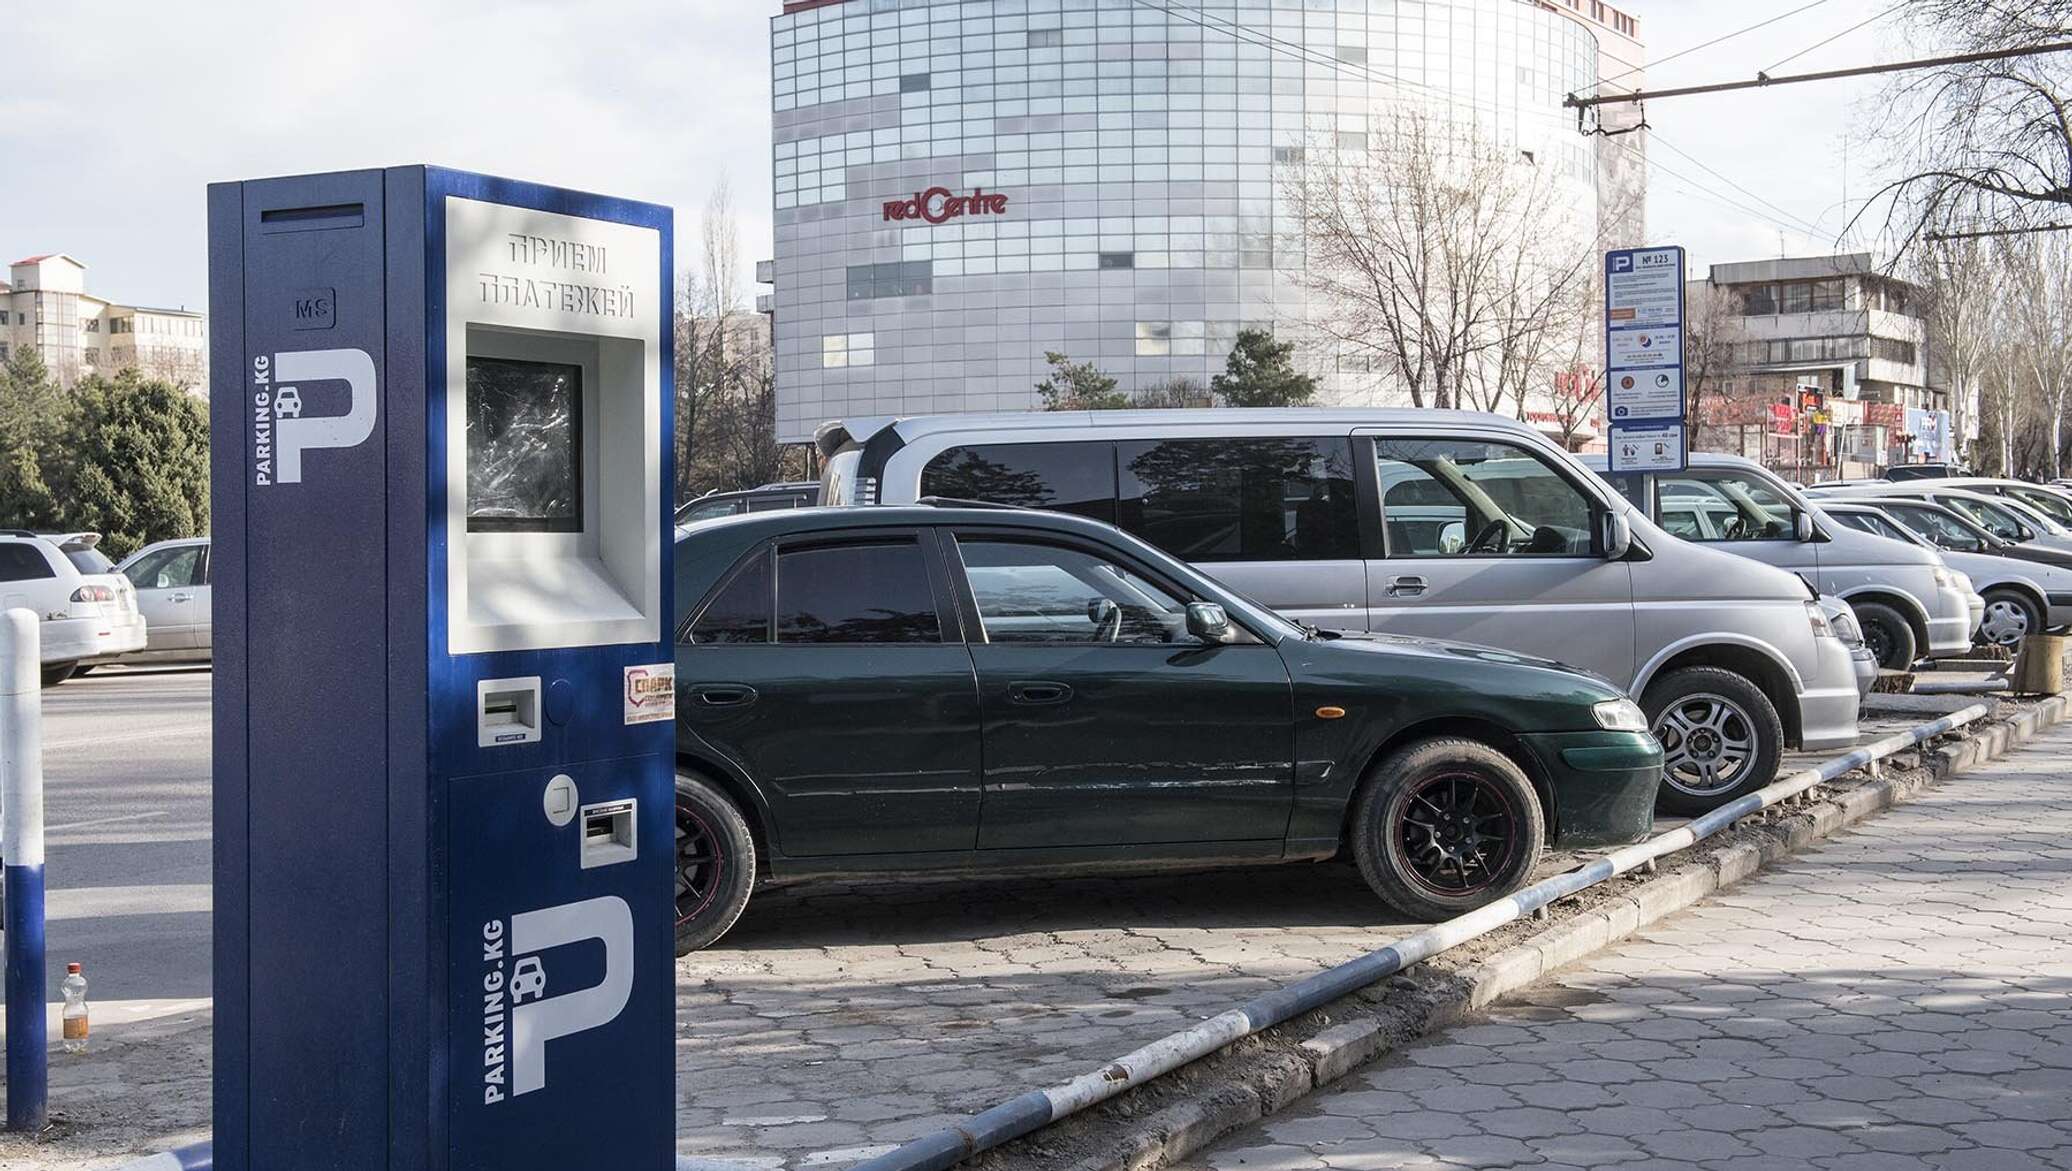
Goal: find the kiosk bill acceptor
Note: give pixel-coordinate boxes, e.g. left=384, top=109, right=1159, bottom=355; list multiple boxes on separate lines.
left=208, top=167, right=676, bottom=1170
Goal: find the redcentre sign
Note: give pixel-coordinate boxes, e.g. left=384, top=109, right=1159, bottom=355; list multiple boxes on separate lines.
left=882, top=186, right=1009, bottom=224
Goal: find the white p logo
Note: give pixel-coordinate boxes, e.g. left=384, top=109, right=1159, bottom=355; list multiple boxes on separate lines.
left=273, top=348, right=377, bottom=484
left=508, top=895, right=634, bottom=1097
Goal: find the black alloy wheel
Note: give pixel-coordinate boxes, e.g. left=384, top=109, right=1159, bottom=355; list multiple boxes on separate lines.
left=1351, top=737, right=1546, bottom=922
left=1396, top=770, right=1521, bottom=897
left=673, top=772, right=758, bottom=955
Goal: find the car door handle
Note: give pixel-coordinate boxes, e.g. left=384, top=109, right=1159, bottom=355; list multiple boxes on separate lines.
left=689, top=684, right=757, bottom=708
left=1385, top=576, right=1429, bottom=597
left=1007, top=680, right=1074, bottom=706
left=169, top=593, right=192, bottom=603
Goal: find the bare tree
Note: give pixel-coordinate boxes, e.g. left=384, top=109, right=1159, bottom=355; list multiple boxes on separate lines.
left=673, top=178, right=808, bottom=499
left=1865, top=5, right=2072, bottom=254
left=1283, top=107, right=1595, bottom=411
left=1915, top=238, right=1998, bottom=464
left=1681, top=283, right=1743, bottom=450
left=2003, top=231, right=2072, bottom=477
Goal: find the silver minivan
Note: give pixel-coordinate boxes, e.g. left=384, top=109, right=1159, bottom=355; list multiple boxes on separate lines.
left=1580, top=453, right=1975, bottom=669
left=818, top=409, right=1862, bottom=814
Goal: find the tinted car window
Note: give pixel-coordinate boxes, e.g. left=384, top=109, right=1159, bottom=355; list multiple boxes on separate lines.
left=125, top=545, right=204, bottom=589
left=0, top=544, right=54, bottom=582
left=920, top=443, right=1117, bottom=523
left=956, top=539, right=1186, bottom=645
left=1376, top=438, right=1596, bottom=557
left=65, top=547, right=115, bottom=574
left=1116, top=437, right=1359, bottom=562
left=688, top=551, right=772, bottom=644
left=776, top=541, right=940, bottom=644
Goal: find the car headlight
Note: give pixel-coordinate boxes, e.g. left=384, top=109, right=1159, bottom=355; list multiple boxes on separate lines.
left=1805, top=600, right=1834, bottom=638
left=1593, top=697, right=1651, bottom=733
left=1827, top=605, right=1864, bottom=645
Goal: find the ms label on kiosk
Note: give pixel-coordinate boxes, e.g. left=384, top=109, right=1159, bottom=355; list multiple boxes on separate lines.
left=208, top=166, right=675, bottom=1171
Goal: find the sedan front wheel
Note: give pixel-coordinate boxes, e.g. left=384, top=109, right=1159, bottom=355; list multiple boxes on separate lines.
left=674, top=772, right=757, bottom=956
left=1351, top=738, right=1545, bottom=922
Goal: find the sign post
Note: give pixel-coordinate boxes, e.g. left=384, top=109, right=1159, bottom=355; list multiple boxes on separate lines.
left=1604, top=245, right=1688, bottom=473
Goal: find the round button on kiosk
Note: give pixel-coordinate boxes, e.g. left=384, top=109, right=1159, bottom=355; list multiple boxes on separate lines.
left=542, top=774, right=579, bottom=828
left=545, top=678, right=575, bottom=726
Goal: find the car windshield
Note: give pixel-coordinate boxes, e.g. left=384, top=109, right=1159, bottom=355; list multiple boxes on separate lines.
left=1833, top=510, right=1922, bottom=547
left=1942, top=496, right=2035, bottom=541
left=2006, top=486, right=2072, bottom=526
left=1888, top=503, right=1994, bottom=551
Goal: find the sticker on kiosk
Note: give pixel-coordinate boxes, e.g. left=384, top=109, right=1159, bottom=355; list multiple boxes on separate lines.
left=623, top=664, right=676, bottom=724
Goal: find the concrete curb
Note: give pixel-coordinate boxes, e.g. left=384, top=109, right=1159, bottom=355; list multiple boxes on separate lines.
left=1081, top=695, right=2069, bottom=1171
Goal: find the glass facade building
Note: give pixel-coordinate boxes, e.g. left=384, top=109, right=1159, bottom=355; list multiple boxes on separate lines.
left=770, top=0, right=1644, bottom=442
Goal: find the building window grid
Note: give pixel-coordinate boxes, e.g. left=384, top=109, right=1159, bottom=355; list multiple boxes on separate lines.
left=775, top=0, right=1600, bottom=388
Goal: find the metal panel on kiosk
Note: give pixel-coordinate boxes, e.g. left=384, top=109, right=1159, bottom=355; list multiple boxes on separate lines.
left=209, top=166, right=675, bottom=1171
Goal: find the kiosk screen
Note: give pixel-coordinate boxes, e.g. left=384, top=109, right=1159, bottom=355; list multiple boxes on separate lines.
left=466, top=356, right=583, bottom=532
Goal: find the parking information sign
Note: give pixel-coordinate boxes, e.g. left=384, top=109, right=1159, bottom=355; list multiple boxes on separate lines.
left=1604, top=245, right=1687, bottom=473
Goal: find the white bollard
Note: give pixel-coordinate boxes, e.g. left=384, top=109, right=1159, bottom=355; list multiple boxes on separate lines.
left=1, top=608, right=47, bottom=1131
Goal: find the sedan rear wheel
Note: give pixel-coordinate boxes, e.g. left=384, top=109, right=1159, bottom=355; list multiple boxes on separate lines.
left=1351, top=738, right=1545, bottom=922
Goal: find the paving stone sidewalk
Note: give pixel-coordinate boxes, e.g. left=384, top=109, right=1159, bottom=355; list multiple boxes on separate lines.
left=1185, top=720, right=2072, bottom=1171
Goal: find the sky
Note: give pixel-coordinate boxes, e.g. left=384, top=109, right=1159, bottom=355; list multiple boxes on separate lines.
left=0, top=0, right=1902, bottom=311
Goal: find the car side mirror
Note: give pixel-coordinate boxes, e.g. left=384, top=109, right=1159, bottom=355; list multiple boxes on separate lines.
left=1601, top=511, right=1632, bottom=560
left=1438, top=521, right=1465, bottom=555
left=1794, top=511, right=1816, bottom=542
left=1185, top=602, right=1233, bottom=644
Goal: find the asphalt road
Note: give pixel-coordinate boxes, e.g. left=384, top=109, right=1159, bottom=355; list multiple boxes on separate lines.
left=1, top=665, right=213, bottom=1013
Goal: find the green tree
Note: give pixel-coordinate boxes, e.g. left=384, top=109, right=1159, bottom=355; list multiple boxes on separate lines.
left=0, top=346, right=66, bottom=528
left=1035, top=351, right=1129, bottom=411
left=55, top=372, right=209, bottom=558
left=1211, top=328, right=1316, bottom=408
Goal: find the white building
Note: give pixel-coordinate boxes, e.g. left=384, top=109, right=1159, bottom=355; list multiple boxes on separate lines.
left=768, top=0, right=1647, bottom=443
left=0, top=254, right=208, bottom=395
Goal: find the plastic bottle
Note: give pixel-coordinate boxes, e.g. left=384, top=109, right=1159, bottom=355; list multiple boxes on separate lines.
left=61, top=963, right=88, bottom=1054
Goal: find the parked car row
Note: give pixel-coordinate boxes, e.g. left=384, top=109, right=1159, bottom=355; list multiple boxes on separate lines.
left=0, top=531, right=212, bottom=685
left=655, top=409, right=1877, bottom=952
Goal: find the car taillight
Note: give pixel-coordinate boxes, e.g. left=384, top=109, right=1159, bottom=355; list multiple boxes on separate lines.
left=71, top=585, right=115, bottom=603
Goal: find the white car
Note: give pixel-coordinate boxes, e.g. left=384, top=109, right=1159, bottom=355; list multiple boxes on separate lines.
left=0, top=532, right=147, bottom=686
left=90, top=537, right=212, bottom=667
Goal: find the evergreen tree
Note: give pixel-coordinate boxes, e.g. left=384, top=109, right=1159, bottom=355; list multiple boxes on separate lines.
left=1211, top=328, right=1317, bottom=408
left=55, top=372, right=210, bottom=558
left=1034, top=351, right=1130, bottom=411
left=0, top=347, right=65, bottom=528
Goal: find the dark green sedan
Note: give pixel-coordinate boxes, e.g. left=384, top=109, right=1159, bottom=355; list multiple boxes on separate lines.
left=671, top=505, right=1661, bottom=953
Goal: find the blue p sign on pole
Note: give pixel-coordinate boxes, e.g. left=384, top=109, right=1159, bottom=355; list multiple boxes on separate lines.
left=1, top=608, right=48, bottom=1133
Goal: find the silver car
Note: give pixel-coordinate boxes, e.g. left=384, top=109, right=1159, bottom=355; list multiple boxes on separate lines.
left=1823, top=499, right=2072, bottom=645
left=819, top=408, right=1862, bottom=815
left=87, top=537, right=212, bottom=667
left=1581, top=453, right=1975, bottom=670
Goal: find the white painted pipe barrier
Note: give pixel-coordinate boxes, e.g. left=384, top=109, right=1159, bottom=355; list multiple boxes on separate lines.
left=848, top=703, right=1996, bottom=1171
left=2, top=608, right=47, bottom=1131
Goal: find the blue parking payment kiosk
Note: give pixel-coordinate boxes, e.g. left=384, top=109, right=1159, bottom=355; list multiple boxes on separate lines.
left=207, top=168, right=675, bottom=1170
